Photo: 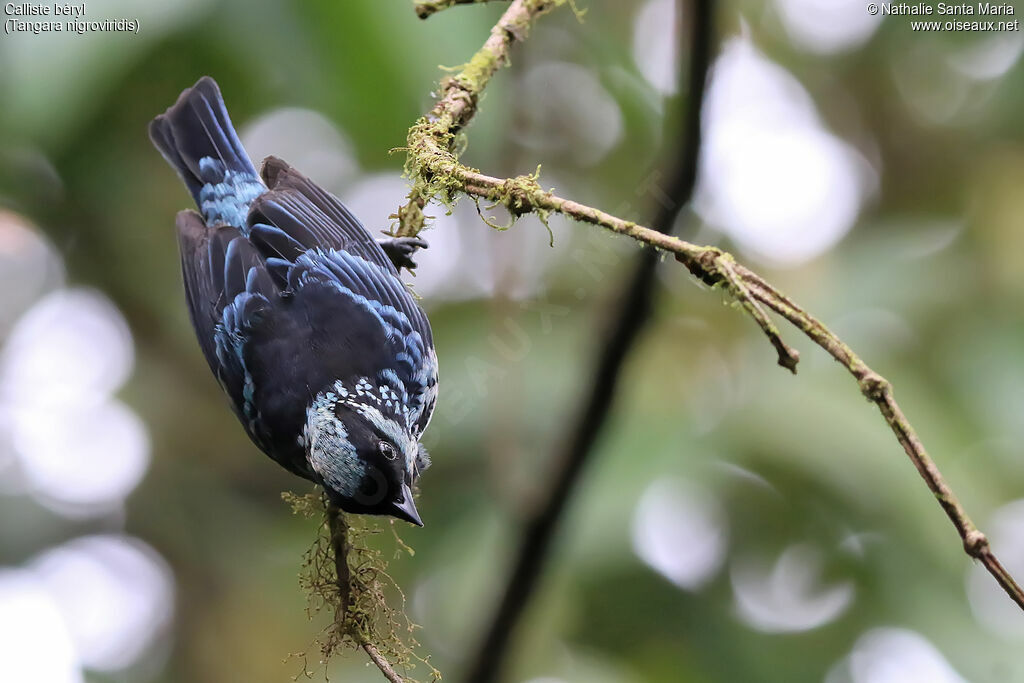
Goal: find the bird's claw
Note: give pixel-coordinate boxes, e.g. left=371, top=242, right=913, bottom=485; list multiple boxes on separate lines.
left=379, top=236, right=428, bottom=270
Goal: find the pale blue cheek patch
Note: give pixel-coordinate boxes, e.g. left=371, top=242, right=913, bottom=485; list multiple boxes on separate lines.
left=305, top=391, right=365, bottom=498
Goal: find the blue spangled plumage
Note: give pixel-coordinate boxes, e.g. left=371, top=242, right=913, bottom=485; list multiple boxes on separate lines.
left=150, top=77, right=437, bottom=525
left=289, top=248, right=437, bottom=437
left=198, top=161, right=265, bottom=228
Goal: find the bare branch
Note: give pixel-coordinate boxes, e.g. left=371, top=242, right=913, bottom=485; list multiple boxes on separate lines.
left=716, top=255, right=800, bottom=372
left=414, top=0, right=506, bottom=20
left=737, top=274, right=1024, bottom=609
left=363, top=642, right=408, bottom=683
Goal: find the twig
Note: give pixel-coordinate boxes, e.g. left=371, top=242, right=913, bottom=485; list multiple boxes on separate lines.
left=363, top=642, right=407, bottom=683
left=736, top=273, right=1024, bottom=608
left=716, top=256, right=799, bottom=372
left=461, top=1, right=713, bottom=680
left=414, top=0, right=504, bottom=20
left=327, top=503, right=410, bottom=683
left=397, top=0, right=1024, bottom=626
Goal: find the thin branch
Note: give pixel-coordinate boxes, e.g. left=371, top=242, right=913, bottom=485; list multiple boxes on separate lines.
left=461, top=1, right=714, bottom=680
left=716, top=256, right=799, bottom=372
left=734, top=273, right=1024, bottom=608
left=398, top=0, right=1024, bottom=665
left=363, top=642, right=407, bottom=683
left=414, top=0, right=506, bottom=20
left=327, top=503, right=410, bottom=683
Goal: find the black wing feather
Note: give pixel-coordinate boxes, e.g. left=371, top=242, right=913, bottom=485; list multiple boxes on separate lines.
left=252, top=157, right=397, bottom=273
left=176, top=210, right=229, bottom=368
left=176, top=209, right=280, bottom=403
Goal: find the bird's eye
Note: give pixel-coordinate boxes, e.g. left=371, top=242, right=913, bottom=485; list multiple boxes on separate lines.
left=379, top=442, right=397, bottom=460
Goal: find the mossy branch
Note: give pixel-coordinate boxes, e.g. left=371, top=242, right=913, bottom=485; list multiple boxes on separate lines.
left=285, top=492, right=439, bottom=682
left=397, top=0, right=1024, bottom=616
left=395, top=0, right=568, bottom=239
left=327, top=504, right=406, bottom=683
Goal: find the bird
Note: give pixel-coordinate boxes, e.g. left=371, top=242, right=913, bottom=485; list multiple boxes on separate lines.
left=149, top=77, right=437, bottom=526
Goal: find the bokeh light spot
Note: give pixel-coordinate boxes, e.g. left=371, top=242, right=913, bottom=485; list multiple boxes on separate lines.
left=731, top=543, right=854, bottom=632
left=697, top=38, right=873, bottom=265
left=0, top=569, right=83, bottom=683
left=826, top=627, right=967, bottom=683
left=773, top=0, right=883, bottom=54
left=633, top=0, right=678, bottom=95
left=632, top=478, right=728, bottom=590
left=30, top=535, right=175, bottom=672
left=241, top=107, right=356, bottom=192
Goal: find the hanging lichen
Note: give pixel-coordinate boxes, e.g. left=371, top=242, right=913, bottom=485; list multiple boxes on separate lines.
left=283, top=490, right=441, bottom=682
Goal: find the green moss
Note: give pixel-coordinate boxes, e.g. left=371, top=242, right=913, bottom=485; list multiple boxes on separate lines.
left=456, top=49, right=501, bottom=94
left=399, top=0, right=583, bottom=241
left=283, top=491, right=441, bottom=682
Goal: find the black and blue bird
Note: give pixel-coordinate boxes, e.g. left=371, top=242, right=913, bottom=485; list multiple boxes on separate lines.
left=149, top=77, right=437, bottom=526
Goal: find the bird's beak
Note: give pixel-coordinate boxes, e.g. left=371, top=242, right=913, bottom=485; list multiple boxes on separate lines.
left=391, top=483, right=424, bottom=527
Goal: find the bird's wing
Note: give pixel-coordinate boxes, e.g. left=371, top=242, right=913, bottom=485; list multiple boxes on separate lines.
left=246, top=155, right=433, bottom=354
left=251, top=156, right=397, bottom=274
left=287, top=248, right=438, bottom=435
left=177, top=210, right=241, bottom=370
left=176, top=210, right=297, bottom=452
left=244, top=159, right=437, bottom=434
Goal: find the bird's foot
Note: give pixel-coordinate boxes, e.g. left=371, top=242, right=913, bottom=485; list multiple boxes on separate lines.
left=379, top=236, right=428, bottom=270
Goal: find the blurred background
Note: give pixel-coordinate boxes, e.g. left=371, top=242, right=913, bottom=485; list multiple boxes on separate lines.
left=1, top=0, right=1023, bottom=681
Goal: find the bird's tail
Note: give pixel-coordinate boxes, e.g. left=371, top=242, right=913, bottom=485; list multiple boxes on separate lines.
left=149, top=77, right=261, bottom=224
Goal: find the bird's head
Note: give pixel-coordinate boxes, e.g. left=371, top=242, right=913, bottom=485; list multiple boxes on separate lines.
left=303, top=382, right=426, bottom=526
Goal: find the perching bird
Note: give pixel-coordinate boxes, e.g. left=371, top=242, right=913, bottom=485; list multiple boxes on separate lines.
left=149, top=77, right=437, bottom=526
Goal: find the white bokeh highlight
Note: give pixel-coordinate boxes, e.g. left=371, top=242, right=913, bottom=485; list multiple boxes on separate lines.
left=773, top=0, right=883, bottom=54
left=0, top=204, right=172, bottom=680
left=825, top=628, right=967, bottom=683
left=0, top=211, right=65, bottom=334
left=12, top=401, right=149, bottom=513
left=0, top=570, right=83, bottom=683
left=633, top=0, right=678, bottom=95
left=697, top=37, right=874, bottom=265
left=241, top=107, right=357, bottom=192
left=0, top=212, right=65, bottom=487
left=949, top=32, right=1024, bottom=82
left=632, top=478, right=728, bottom=590
left=731, top=543, right=854, bottom=633
left=0, top=288, right=149, bottom=516
left=2, top=288, right=133, bottom=407
left=30, top=535, right=175, bottom=672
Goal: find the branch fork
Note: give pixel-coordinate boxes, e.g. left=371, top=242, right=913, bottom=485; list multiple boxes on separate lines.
left=397, top=0, right=1024, bottom=621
